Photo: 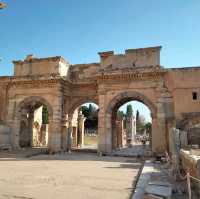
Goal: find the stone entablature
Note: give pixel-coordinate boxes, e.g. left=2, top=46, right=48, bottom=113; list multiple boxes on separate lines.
left=1, top=46, right=200, bottom=154
left=96, top=69, right=165, bottom=83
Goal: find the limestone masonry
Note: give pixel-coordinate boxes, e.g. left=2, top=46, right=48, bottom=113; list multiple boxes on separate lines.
left=0, top=46, right=200, bottom=154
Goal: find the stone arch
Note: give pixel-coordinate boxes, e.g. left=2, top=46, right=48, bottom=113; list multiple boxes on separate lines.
left=16, top=96, right=53, bottom=119
left=68, top=97, right=98, bottom=117
left=106, top=91, right=157, bottom=118
left=103, top=91, right=157, bottom=153
left=67, top=97, right=99, bottom=150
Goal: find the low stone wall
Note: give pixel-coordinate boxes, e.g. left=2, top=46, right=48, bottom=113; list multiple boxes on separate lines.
left=180, top=149, right=200, bottom=194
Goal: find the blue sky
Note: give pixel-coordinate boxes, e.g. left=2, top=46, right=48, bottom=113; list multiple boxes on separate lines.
left=119, top=101, right=151, bottom=123
left=84, top=102, right=151, bottom=123
left=1, top=0, right=199, bottom=121
left=0, top=0, right=200, bottom=76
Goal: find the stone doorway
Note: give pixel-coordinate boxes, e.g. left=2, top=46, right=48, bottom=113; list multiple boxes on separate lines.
left=111, top=100, right=152, bottom=156
left=16, top=97, right=53, bottom=149
left=70, top=102, right=99, bottom=151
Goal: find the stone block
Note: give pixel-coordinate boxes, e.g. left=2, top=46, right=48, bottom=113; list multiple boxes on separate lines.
left=143, top=194, right=164, bottom=199
left=145, top=185, right=172, bottom=199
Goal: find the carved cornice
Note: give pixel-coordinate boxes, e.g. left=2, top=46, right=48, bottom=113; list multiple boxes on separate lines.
left=8, top=78, right=63, bottom=89
left=96, top=70, right=166, bottom=83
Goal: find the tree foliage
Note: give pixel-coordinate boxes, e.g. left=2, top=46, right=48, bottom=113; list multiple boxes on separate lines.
left=81, top=104, right=98, bottom=129
left=145, top=122, right=152, bottom=134
left=117, top=110, right=124, bottom=120
left=81, top=105, right=89, bottom=118
left=126, top=104, right=133, bottom=118
left=42, top=105, right=49, bottom=124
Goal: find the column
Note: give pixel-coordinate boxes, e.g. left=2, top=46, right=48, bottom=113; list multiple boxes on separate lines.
left=77, top=111, right=85, bottom=147
left=67, top=119, right=72, bottom=152
left=116, top=119, right=124, bottom=148
left=48, top=95, right=63, bottom=153
left=61, top=114, right=68, bottom=151
left=126, top=115, right=135, bottom=146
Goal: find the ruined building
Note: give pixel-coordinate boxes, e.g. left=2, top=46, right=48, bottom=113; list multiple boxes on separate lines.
left=0, top=46, right=200, bottom=154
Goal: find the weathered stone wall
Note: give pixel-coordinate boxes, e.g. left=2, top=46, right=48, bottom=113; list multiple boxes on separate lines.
left=187, top=128, right=200, bottom=145
left=99, top=46, right=161, bottom=69
left=0, top=124, right=11, bottom=146
left=14, top=56, right=70, bottom=77
left=165, top=68, right=200, bottom=120
left=0, top=79, right=9, bottom=122
left=70, top=63, right=99, bottom=83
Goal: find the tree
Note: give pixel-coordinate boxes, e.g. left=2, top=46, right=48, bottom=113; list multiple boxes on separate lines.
left=136, top=111, right=146, bottom=134
left=81, top=103, right=98, bottom=129
left=145, top=122, right=152, bottom=135
left=88, top=104, right=97, bottom=118
left=126, top=104, right=133, bottom=118
left=81, top=106, right=89, bottom=118
left=117, top=110, right=124, bottom=120
left=136, top=110, right=139, bottom=122
left=42, top=105, right=49, bottom=124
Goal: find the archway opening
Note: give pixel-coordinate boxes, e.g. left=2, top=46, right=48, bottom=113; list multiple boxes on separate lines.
left=71, top=102, right=99, bottom=150
left=18, top=101, right=50, bottom=148
left=112, top=100, right=152, bottom=155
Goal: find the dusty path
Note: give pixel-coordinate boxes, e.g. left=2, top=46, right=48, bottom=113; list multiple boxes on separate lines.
left=0, top=152, right=142, bottom=199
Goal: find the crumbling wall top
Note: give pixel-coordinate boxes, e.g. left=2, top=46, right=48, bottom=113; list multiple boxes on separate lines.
left=98, top=46, right=162, bottom=70
left=13, top=55, right=70, bottom=77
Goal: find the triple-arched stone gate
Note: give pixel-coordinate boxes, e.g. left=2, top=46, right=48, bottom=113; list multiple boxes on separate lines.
left=1, top=46, right=199, bottom=154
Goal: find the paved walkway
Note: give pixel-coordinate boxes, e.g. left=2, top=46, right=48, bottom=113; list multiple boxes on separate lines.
left=0, top=152, right=142, bottom=199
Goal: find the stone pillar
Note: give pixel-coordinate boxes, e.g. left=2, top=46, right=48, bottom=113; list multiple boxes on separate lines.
left=7, top=99, right=20, bottom=149
left=98, top=111, right=112, bottom=154
left=98, top=110, right=106, bottom=153
left=61, top=114, right=68, bottom=151
left=152, top=100, right=167, bottom=154
left=126, top=115, right=136, bottom=146
left=72, top=126, right=77, bottom=148
left=48, top=96, right=63, bottom=153
left=151, top=77, right=175, bottom=154
left=98, top=93, right=111, bottom=154
left=48, top=120, right=62, bottom=153
left=77, top=111, right=85, bottom=147
left=67, top=120, right=72, bottom=152
left=116, top=119, right=124, bottom=148
left=28, top=111, right=34, bottom=147
left=11, top=118, right=20, bottom=149
left=166, top=118, right=176, bottom=155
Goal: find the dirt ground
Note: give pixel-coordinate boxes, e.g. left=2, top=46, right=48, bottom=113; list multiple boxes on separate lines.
left=0, top=152, right=142, bottom=199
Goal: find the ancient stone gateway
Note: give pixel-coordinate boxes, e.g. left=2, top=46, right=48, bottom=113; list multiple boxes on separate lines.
left=0, top=46, right=200, bottom=154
